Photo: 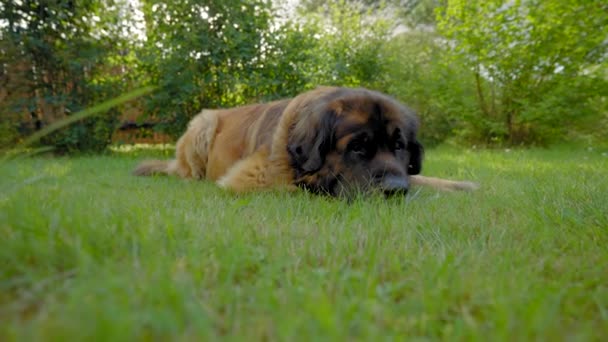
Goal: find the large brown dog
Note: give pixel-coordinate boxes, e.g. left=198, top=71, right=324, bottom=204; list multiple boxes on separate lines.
left=134, top=87, right=477, bottom=197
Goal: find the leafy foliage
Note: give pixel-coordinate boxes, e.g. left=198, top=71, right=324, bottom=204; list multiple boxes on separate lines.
left=138, top=0, right=281, bottom=136
left=436, top=0, right=608, bottom=144
left=1, top=0, right=606, bottom=150
left=0, top=0, right=137, bottom=153
left=136, top=0, right=396, bottom=137
left=302, top=0, right=395, bottom=90
left=382, top=32, right=478, bottom=145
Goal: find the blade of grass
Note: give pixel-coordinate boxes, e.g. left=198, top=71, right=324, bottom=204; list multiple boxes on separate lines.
left=21, top=86, right=157, bottom=148
left=0, top=86, right=156, bottom=162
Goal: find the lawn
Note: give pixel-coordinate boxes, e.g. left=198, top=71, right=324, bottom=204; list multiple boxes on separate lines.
left=1, top=146, right=607, bottom=341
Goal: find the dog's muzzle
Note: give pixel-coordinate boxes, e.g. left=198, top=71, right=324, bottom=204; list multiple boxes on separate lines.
left=379, top=175, right=409, bottom=196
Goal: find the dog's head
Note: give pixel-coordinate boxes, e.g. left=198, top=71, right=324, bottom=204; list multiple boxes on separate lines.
left=287, top=87, right=423, bottom=197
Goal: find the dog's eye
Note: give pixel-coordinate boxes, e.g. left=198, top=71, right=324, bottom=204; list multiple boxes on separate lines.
left=349, top=136, right=369, bottom=155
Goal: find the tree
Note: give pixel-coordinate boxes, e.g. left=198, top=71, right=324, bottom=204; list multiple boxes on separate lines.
left=383, top=31, right=480, bottom=145
left=0, top=0, right=136, bottom=152
left=437, top=0, right=608, bottom=144
left=138, top=0, right=284, bottom=136
left=296, top=0, right=396, bottom=90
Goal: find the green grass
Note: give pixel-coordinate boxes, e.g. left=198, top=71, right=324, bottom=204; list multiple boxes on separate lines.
left=1, top=147, right=607, bottom=341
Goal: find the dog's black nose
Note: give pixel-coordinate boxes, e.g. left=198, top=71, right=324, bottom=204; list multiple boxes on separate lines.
left=379, top=175, right=409, bottom=196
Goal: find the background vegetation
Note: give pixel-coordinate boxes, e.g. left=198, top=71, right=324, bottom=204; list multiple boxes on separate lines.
left=1, top=0, right=607, bottom=151
left=0, top=0, right=608, bottom=152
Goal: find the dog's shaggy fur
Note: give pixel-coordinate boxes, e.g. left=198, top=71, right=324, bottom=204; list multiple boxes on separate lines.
left=134, top=87, right=477, bottom=196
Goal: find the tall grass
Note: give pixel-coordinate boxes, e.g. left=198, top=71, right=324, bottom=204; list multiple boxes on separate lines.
left=1, top=147, right=607, bottom=340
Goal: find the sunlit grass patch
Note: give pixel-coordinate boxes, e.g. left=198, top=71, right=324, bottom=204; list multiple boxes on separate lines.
left=109, top=143, right=176, bottom=153
left=0, top=147, right=607, bottom=340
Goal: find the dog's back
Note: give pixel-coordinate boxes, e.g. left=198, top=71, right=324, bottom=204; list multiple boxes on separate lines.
left=134, top=100, right=291, bottom=181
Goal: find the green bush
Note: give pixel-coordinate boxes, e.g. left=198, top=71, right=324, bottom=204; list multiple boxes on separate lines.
left=1, top=0, right=606, bottom=149
left=383, top=32, right=480, bottom=146
left=138, top=0, right=282, bottom=137
left=0, top=116, right=19, bottom=148
left=0, top=0, right=134, bottom=153
left=40, top=110, right=121, bottom=154
left=436, top=0, right=608, bottom=145
left=299, top=0, right=395, bottom=90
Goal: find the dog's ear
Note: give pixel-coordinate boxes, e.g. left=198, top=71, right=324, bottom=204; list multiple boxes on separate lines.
left=288, top=110, right=335, bottom=176
left=407, top=139, right=423, bottom=175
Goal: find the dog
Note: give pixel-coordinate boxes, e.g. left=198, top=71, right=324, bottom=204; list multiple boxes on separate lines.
left=134, top=87, right=478, bottom=197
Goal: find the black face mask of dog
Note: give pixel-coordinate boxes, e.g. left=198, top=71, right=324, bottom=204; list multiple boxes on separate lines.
left=287, top=89, right=423, bottom=197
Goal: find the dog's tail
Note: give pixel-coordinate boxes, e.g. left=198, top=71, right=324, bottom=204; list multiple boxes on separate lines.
left=133, top=159, right=176, bottom=177
left=410, top=175, right=479, bottom=192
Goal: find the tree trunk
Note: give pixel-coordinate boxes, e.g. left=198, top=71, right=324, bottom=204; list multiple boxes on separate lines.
left=474, top=70, right=490, bottom=117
